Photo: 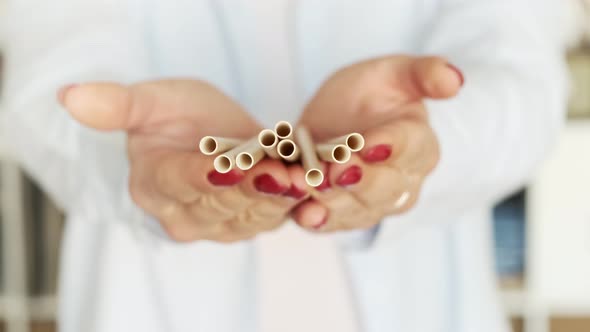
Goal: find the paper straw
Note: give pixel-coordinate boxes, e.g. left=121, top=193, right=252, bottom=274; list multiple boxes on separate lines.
left=277, top=139, right=301, bottom=162
left=274, top=121, right=293, bottom=140
left=327, top=133, right=365, bottom=152
left=316, top=143, right=351, bottom=164
left=199, top=136, right=243, bottom=155
left=258, top=129, right=281, bottom=159
left=214, top=137, right=257, bottom=173
left=236, top=140, right=266, bottom=171
left=294, top=126, right=324, bottom=187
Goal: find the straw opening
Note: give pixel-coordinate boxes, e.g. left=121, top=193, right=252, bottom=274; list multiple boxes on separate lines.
left=305, top=169, right=324, bottom=187
left=333, top=145, right=351, bottom=163
left=199, top=136, right=218, bottom=155
left=346, top=133, right=365, bottom=152
left=214, top=155, right=233, bottom=173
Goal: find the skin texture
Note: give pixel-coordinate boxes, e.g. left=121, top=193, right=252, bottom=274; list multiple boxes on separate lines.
left=58, top=55, right=463, bottom=242
left=59, top=80, right=309, bottom=243
left=293, top=56, right=463, bottom=231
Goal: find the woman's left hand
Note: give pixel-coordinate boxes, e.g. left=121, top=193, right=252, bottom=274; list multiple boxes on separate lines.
left=293, top=55, right=464, bottom=231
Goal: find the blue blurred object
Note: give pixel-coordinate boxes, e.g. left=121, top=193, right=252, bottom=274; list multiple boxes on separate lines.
left=493, top=190, right=526, bottom=277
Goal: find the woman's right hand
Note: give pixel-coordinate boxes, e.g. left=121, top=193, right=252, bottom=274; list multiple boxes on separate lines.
left=59, top=80, right=309, bottom=243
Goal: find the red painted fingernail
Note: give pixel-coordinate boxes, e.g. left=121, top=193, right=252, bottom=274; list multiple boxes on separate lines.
left=254, top=174, right=288, bottom=195
left=361, top=144, right=392, bottom=163
left=336, top=165, right=362, bottom=187
left=283, top=184, right=307, bottom=199
left=315, top=176, right=331, bottom=192
left=315, top=166, right=330, bottom=192
left=312, top=216, right=328, bottom=230
left=446, top=63, right=464, bottom=87
left=57, top=84, right=78, bottom=104
left=208, top=169, right=244, bottom=186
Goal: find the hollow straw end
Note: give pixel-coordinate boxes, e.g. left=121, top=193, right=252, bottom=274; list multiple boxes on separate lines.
left=213, top=154, right=234, bottom=174
left=305, top=168, right=324, bottom=187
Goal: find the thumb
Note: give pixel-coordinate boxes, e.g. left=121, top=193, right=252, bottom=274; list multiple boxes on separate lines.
left=392, top=56, right=464, bottom=101
left=58, top=82, right=146, bottom=131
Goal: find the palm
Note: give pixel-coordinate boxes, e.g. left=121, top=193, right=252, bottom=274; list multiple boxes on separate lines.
left=124, top=80, right=261, bottom=155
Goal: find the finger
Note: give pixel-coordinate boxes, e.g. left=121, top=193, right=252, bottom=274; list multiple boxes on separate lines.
left=327, top=147, right=409, bottom=209
left=299, top=56, right=463, bottom=141
left=227, top=200, right=287, bottom=233
left=360, top=119, right=438, bottom=175
left=185, top=188, right=254, bottom=226
left=381, top=179, right=422, bottom=215
left=291, top=200, right=329, bottom=230
left=150, top=150, right=244, bottom=203
left=239, top=158, right=291, bottom=197
left=58, top=81, right=194, bottom=131
left=58, top=82, right=145, bottom=131
left=59, top=80, right=260, bottom=135
left=189, top=160, right=304, bottom=233
left=226, top=159, right=298, bottom=232
left=282, top=164, right=310, bottom=200
left=156, top=203, right=225, bottom=243
left=392, top=56, right=463, bottom=100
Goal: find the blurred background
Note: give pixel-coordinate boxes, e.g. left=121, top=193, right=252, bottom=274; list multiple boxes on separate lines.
left=0, top=1, right=588, bottom=332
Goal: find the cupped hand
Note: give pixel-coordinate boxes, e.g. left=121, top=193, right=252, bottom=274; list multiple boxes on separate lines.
left=294, top=56, right=463, bottom=231
left=59, top=80, right=309, bottom=243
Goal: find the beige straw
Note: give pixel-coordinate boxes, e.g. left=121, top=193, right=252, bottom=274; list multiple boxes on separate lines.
left=199, top=136, right=243, bottom=155
left=316, top=143, right=352, bottom=164
left=294, top=126, right=324, bottom=187
left=327, top=133, right=365, bottom=152
left=258, top=129, right=281, bottom=159
left=213, top=137, right=257, bottom=173
left=236, top=140, right=266, bottom=171
left=277, top=139, right=301, bottom=162
left=274, top=120, right=293, bottom=140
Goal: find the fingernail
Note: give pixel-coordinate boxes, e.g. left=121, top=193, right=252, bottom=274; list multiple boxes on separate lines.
left=283, top=184, right=307, bottom=199
left=208, top=169, right=244, bottom=186
left=315, top=166, right=331, bottom=192
left=57, top=84, right=78, bottom=104
left=254, top=174, right=288, bottom=195
left=315, top=176, right=331, bottom=192
left=312, top=215, right=328, bottom=230
left=361, top=144, right=392, bottom=163
left=336, top=165, right=362, bottom=187
left=446, top=63, right=464, bottom=87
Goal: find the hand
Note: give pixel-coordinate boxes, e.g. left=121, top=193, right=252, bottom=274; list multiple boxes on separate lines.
left=293, top=56, right=463, bottom=231
left=59, top=80, right=309, bottom=242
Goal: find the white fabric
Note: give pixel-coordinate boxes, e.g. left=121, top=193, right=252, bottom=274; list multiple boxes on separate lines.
left=0, top=0, right=568, bottom=332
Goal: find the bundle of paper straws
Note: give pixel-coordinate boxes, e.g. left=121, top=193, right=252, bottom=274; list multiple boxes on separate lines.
left=198, top=121, right=365, bottom=187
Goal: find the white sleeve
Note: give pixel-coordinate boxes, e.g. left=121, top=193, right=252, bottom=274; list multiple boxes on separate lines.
left=375, top=0, right=569, bottom=242
left=1, top=0, right=154, bottom=228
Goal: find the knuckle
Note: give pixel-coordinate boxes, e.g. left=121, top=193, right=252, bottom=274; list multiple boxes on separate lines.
left=197, top=194, right=235, bottom=219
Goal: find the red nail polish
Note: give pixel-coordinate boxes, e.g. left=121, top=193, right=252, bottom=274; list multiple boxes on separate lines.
left=336, top=165, right=362, bottom=187
left=57, top=84, right=78, bottom=104
left=208, top=169, right=244, bottom=186
left=283, top=184, right=307, bottom=199
left=315, top=166, right=331, bottom=192
left=362, top=144, right=392, bottom=163
left=446, top=63, right=464, bottom=86
left=315, top=176, right=330, bottom=191
left=312, top=216, right=328, bottom=230
left=254, top=174, right=288, bottom=195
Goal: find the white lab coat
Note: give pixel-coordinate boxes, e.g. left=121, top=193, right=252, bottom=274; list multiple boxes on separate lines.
left=0, top=1, right=568, bottom=331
